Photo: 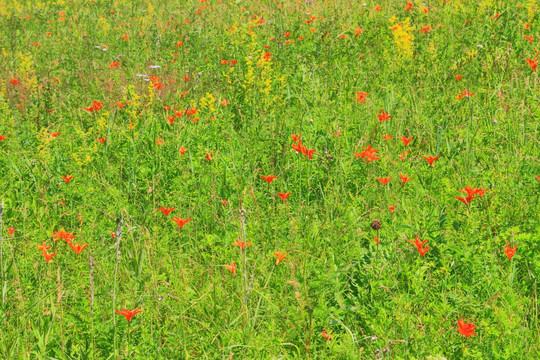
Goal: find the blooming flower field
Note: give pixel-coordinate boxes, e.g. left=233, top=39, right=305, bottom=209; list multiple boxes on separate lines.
left=0, top=0, right=539, bottom=358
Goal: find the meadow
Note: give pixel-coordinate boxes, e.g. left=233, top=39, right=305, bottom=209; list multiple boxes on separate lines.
left=0, top=0, right=539, bottom=358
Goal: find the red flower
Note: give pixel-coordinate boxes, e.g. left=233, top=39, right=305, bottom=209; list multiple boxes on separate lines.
left=68, top=242, right=88, bottom=255
left=321, top=331, right=332, bottom=340
left=399, top=173, right=412, bottom=184
left=422, top=155, right=440, bottom=165
left=455, top=75, right=462, bottom=81
left=9, top=78, right=19, bottom=85
left=166, top=116, right=175, bottom=125
left=377, top=177, right=391, bottom=185
left=291, top=140, right=316, bottom=159
left=8, top=227, right=16, bottom=235
left=41, top=251, right=57, bottom=262
left=388, top=204, right=395, bottom=213
left=457, top=319, right=477, bottom=338
left=109, top=61, right=121, bottom=68
left=115, top=308, right=143, bottom=322
left=504, top=244, right=517, bottom=260
left=457, top=90, right=475, bottom=100
left=354, top=145, right=379, bottom=162
left=355, top=28, right=363, bottom=36
left=109, top=231, right=116, bottom=239
left=405, top=1, right=413, bottom=10
left=261, top=175, right=278, bottom=183
left=524, top=36, right=534, bottom=43
left=50, top=132, right=61, bottom=137
left=355, top=91, right=368, bottom=104
left=158, top=206, right=176, bottom=216
left=206, top=152, right=213, bottom=161
left=382, top=134, right=393, bottom=141
left=274, top=252, right=287, bottom=265
left=377, top=110, right=391, bottom=123
left=116, top=101, right=127, bottom=108
left=407, top=238, right=430, bottom=257
left=277, top=192, right=291, bottom=200
left=171, top=217, right=192, bottom=229
left=291, top=134, right=301, bottom=143
left=155, top=138, right=164, bottom=146
left=0, top=135, right=6, bottom=141
left=455, top=195, right=475, bottom=206
left=224, top=262, right=237, bottom=276
left=374, top=236, right=380, bottom=244
left=179, top=146, right=189, bottom=155
left=262, top=52, right=272, bottom=61
left=400, top=136, right=413, bottom=146
left=420, top=25, right=433, bottom=34
left=95, top=138, right=106, bottom=144
left=62, top=174, right=73, bottom=184
left=37, top=242, right=51, bottom=252
left=525, top=58, right=538, bottom=71
left=233, top=239, right=252, bottom=249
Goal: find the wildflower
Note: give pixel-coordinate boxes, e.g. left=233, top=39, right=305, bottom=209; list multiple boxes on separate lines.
left=109, top=61, right=121, bottom=68
left=382, top=134, right=393, bottom=140
left=399, top=173, right=412, bottom=184
left=274, top=252, right=287, bottom=265
left=158, top=207, right=176, bottom=216
left=37, top=242, right=51, bottom=251
left=525, top=58, right=538, bottom=71
left=68, top=242, right=88, bottom=255
left=374, top=236, right=380, bottom=244
left=407, top=238, right=430, bottom=257
left=377, top=110, right=391, bottom=123
left=321, top=331, right=332, bottom=340
left=400, top=136, right=413, bottom=146
left=221, top=100, right=229, bottom=107
left=184, top=76, right=190, bottom=82
left=339, top=35, right=346, bottom=39
left=262, top=52, right=272, bottom=61
left=355, top=28, right=363, bottom=36
left=455, top=75, right=462, bottom=81
left=233, top=239, right=252, bottom=249
left=504, top=244, right=517, bottom=260
left=524, top=36, right=534, bottom=43
left=420, top=25, right=432, bottom=34
left=62, top=174, right=74, bottom=184
left=0, top=135, right=6, bottom=141
left=455, top=195, right=475, bottom=206
left=9, top=79, right=19, bottom=85
left=399, top=151, right=409, bottom=161
left=377, top=177, right=391, bottom=185
left=8, top=227, right=16, bottom=235
left=354, top=145, right=379, bottom=161
left=205, top=152, right=213, bottom=161
left=50, top=132, right=62, bottom=137
left=261, top=175, right=278, bottom=183
left=291, top=134, right=301, bottom=143
left=109, top=231, right=116, bottom=239
left=457, top=90, right=475, bottom=100
left=224, top=262, right=237, bottom=276
left=457, top=319, right=477, bottom=338
left=405, top=1, right=413, bottom=10
left=221, top=200, right=228, bottom=206
left=95, top=138, right=106, bottom=144
left=277, top=192, right=291, bottom=200
left=155, top=138, right=164, bottom=145
left=171, top=217, right=192, bottom=229
left=41, top=251, right=57, bottom=262
left=179, top=147, right=188, bottom=155
left=422, top=155, right=440, bottom=165
left=355, top=91, right=368, bottom=104
left=166, top=116, right=175, bottom=125
left=115, top=308, right=143, bottom=322
left=374, top=6, right=381, bottom=11
left=388, top=204, right=395, bottom=213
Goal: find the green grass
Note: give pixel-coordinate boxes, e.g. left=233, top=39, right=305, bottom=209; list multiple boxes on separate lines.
left=0, top=0, right=539, bottom=358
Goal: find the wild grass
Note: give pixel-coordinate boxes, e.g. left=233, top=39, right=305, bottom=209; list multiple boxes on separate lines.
left=0, top=0, right=539, bottom=358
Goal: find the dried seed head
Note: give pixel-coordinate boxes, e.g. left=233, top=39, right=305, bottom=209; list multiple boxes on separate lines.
left=371, top=220, right=381, bottom=230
